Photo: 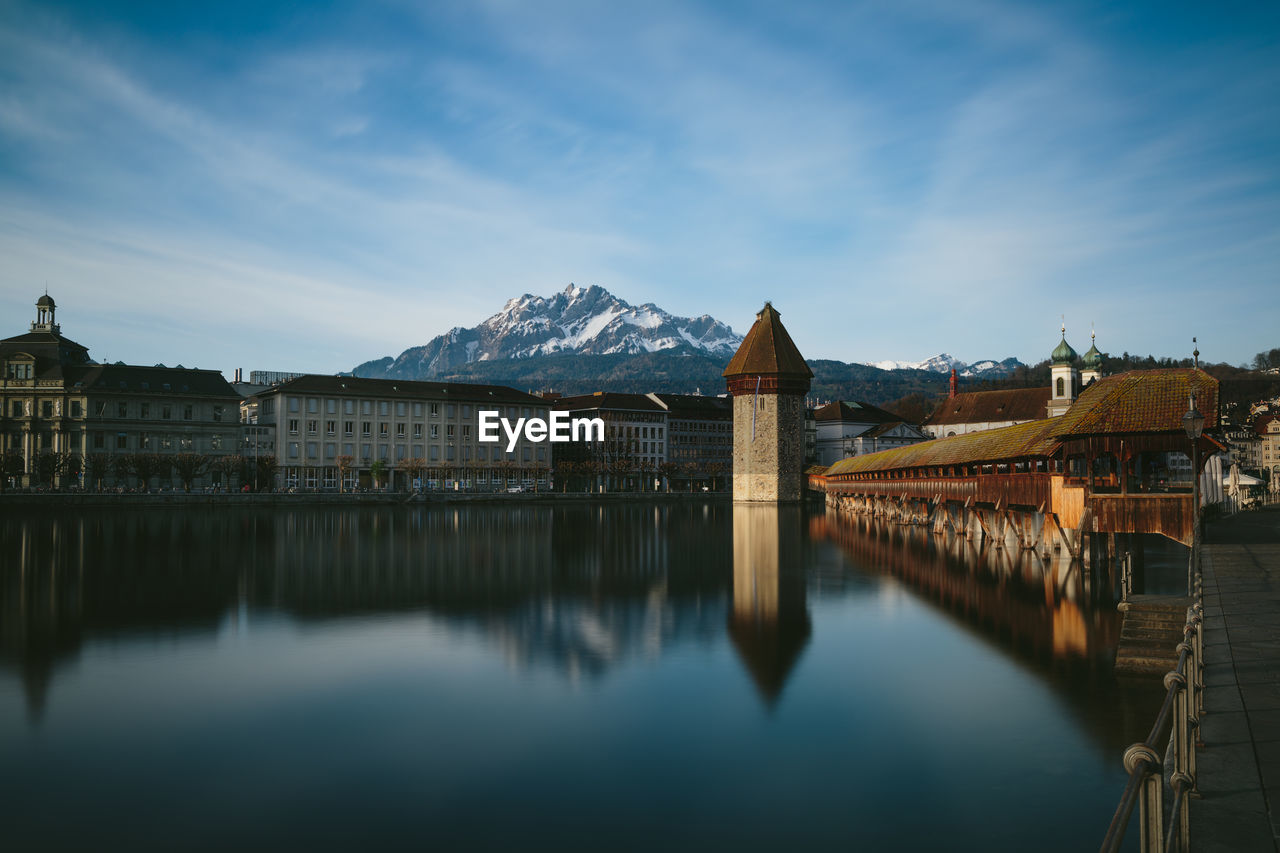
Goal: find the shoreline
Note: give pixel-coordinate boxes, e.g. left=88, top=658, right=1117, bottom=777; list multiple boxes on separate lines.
left=0, top=490, right=733, bottom=508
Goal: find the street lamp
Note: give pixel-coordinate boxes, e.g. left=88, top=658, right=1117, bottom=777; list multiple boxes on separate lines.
left=1182, top=392, right=1205, bottom=594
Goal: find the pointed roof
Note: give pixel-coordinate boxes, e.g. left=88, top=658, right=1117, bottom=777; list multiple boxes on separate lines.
left=722, top=302, right=813, bottom=379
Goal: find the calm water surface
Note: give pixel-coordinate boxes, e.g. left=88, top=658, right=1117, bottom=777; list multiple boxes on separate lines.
left=1, top=501, right=1164, bottom=851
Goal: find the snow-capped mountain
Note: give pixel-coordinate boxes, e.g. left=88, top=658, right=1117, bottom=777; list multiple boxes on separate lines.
left=353, top=284, right=742, bottom=380
left=863, top=353, right=1024, bottom=378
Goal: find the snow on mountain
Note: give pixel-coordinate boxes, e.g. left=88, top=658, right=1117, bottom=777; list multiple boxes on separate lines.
left=862, top=353, right=1024, bottom=378
left=352, top=284, right=743, bottom=380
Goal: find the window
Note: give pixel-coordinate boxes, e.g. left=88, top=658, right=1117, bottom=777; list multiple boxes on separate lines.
left=93, top=432, right=104, bottom=449
left=326, top=399, right=337, bottom=414
left=446, top=446, right=455, bottom=461
left=379, top=401, right=389, bottom=416
left=379, top=422, right=389, bottom=438
left=396, top=423, right=406, bottom=437
left=161, top=436, right=173, bottom=450
left=413, top=402, right=423, bottom=417
left=162, top=405, right=172, bottom=420
left=326, top=420, right=336, bottom=435
left=263, top=399, right=275, bottom=415
left=344, top=421, right=354, bottom=436
left=1056, top=377, right=1065, bottom=397
left=288, top=397, right=299, bottom=413
left=307, top=420, right=318, bottom=434
left=446, top=425, right=455, bottom=440
left=211, top=434, right=222, bottom=450
left=70, top=400, right=82, bottom=417
left=344, top=400, right=354, bottom=415
left=5, top=361, right=33, bottom=380
left=288, top=419, right=299, bottom=434
left=118, top=402, right=128, bottom=418
left=183, top=404, right=193, bottom=421
left=396, top=402, right=406, bottom=417
left=180, top=436, right=193, bottom=450
left=447, top=404, right=456, bottom=418
left=430, top=424, right=439, bottom=440
left=41, top=400, right=53, bottom=417
left=213, top=405, right=223, bottom=422
left=139, top=403, right=150, bottom=419
left=430, top=446, right=440, bottom=461
left=306, top=442, right=317, bottom=458
left=361, top=421, right=371, bottom=436
left=116, top=432, right=128, bottom=449
left=430, top=403, right=440, bottom=417
left=307, top=398, right=318, bottom=414
left=361, top=400, right=372, bottom=415
left=413, top=425, right=422, bottom=439
left=462, top=405, right=472, bottom=418
left=289, top=442, right=299, bottom=458
left=325, top=442, right=335, bottom=459
left=10, top=401, right=20, bottom=417
left=462, top=424, right=471, bottom=439
left=141, top=433, right=152, bottom=449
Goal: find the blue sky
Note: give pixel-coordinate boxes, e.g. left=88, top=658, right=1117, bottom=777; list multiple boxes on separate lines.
left=1, top=0, right=1277, bottom=375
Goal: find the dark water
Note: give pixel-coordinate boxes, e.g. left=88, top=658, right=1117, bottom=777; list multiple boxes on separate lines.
left=0, top=502, right=1164, bottom=851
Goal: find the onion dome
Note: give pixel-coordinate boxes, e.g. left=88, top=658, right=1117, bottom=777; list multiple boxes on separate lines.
left=1051, top=324, right=1077, bottom=365
left=1082, top=331, right=1102, bottom=369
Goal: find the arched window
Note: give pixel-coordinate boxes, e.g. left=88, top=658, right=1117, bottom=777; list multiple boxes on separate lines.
left=1056, top=377, right=1065, bottom=397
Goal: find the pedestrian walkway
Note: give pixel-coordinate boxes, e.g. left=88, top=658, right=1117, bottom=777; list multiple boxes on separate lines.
left=1194, top=506, right=1280, bottom=852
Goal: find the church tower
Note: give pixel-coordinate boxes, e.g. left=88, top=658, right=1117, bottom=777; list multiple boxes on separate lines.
left=723, top=302, right=812, bottom=502
left=1081, top=330, right=1103, bottom=386
left=1046, top=323, right=1079, bottom=418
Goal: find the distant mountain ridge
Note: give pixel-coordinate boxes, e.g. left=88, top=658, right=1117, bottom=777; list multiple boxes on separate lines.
left=348, top=285, right=1027, bottom=404
left=353, top=284, right=742, bottom=380
left=863, top=353, right=1025, bottom=378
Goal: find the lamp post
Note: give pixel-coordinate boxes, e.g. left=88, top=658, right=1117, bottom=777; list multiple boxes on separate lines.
left=1182, top=392, right=1205, bottom=595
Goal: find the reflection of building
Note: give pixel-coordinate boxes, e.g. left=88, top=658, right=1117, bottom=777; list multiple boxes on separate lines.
left=728, top=504, right=810, bottom=705
left=247, top=375, right=551, bottom=490
left=1, top=294, right=241, bottom=488
left=724, top=303, right=812, bottom=502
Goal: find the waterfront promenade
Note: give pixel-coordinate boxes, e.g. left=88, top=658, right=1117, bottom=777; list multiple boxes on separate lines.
left=1195, top=506, right=1280, bottom=852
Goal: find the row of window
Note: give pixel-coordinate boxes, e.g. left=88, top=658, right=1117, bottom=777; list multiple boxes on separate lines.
left=89, top=431, right=228, bottom=452
left=4, top=399, right=225, bottom=422
left=282, top=396, right=548, bottom=421
left=285, top=442, right=550, bottom=463
left=285, top=419, right=473, bottom=440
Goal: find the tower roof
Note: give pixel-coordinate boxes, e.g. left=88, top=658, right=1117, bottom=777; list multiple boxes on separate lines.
left=36, top=293, right=55, bottom=309
left=1051, top=328, right=1077, bottom=366
left=723, top=302, right=813, bottom=379
left=1080, top=330, right=1100, bottom=366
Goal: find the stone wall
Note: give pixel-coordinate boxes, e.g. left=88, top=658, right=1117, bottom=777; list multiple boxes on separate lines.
left=732, top=392, right=805, bottom=502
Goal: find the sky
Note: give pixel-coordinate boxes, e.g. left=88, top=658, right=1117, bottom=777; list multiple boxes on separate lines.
left=1, top=0, right=1278, bottom=376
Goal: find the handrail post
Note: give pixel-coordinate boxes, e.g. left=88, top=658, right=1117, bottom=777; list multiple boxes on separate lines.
left=1124, top=744, right=1164, bottom=852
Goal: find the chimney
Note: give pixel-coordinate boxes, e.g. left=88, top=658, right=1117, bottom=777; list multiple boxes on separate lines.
left=234, top=367, right=243, bottom=383
left=948, top=368, right=958, bottom=399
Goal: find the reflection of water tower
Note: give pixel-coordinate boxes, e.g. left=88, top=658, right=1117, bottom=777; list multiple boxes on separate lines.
left=728, top=504, right=811, bottom=706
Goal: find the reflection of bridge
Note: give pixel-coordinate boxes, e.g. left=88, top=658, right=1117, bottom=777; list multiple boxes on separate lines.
left=812, top=369, right=1222, bottom=563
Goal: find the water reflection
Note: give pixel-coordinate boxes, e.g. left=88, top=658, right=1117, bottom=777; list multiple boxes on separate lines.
left=729, top=504, right=811, bottom=705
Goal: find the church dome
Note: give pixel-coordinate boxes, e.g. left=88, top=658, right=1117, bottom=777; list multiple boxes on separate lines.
left=1082, top=336, right=1102, bottom=369
left=1051, top=334, right=1077, bottom=365
left=36, top=293, right=55, bottom=309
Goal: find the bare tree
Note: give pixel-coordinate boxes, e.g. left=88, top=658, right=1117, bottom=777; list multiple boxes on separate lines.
left=171, top=452, right=211, bottom=492
left=336, top=455, right=355, bottom=493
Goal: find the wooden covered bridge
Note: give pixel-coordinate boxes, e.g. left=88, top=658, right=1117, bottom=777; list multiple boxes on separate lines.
left=810, top=368, right=1223, bottom=559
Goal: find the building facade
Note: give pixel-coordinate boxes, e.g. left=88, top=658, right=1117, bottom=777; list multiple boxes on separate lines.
left=552, top=392, right=668, bottom=491
left=646, top=392, right=731, bottom=489
left=247, top=375, right=551, bottom=491
left=814, top=400, right=926, bottom=466
left=1, top=295, right=241, bottom=489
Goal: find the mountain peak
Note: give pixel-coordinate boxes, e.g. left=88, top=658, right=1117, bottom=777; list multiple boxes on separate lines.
left=353, top=284, right=743, bottom=380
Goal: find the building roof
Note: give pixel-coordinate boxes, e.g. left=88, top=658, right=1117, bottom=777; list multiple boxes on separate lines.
left=1049, top=368, right=1219, bottom=438
left=73, top=364, right=241, bottom=399
left=925, top=387, right=1051, bottom=427
left=826, top=417, right=1063, bottom=476
left=553, top=391, right=665, bottom=413
left=262, top=374, right=545, bottom=405
left=722, top=302, right=812, bottom=379
left=813, top=400, right=901, bottom=425
left=646, top=392, right=731, bottom=418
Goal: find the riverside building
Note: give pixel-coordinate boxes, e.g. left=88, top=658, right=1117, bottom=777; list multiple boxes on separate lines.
left=0, top=294, right=241, bottom=489
left=244, top=375, right=551, bottom=491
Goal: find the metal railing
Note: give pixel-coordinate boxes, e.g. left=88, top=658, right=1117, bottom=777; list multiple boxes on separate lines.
left=1101, top=550, right=1204, bottom=853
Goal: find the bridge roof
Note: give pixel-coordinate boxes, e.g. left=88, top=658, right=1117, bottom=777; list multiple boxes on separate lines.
left=1049, top=368, right=1218, bottom=437
left=826, top=417, right=1061, bottom=476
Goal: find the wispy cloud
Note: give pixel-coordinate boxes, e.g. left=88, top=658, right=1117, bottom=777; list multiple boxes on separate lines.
left=0, top=0, right=1277, bottom=372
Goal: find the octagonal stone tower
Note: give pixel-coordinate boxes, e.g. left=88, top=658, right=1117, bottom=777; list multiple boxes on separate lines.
left=723, top=302, right=812, bottom=502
